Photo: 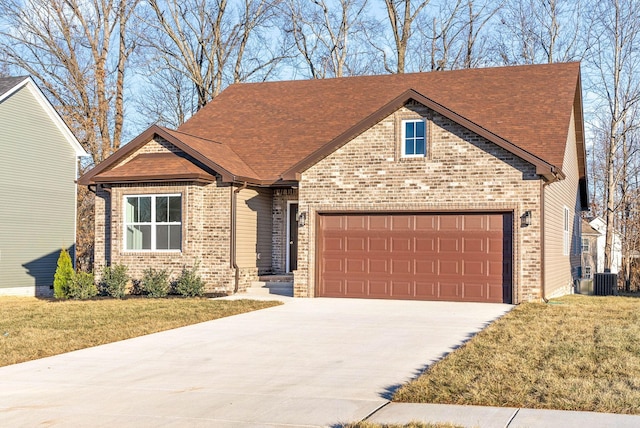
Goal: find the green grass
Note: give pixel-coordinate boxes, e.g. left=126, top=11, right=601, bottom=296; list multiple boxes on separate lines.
left=394, top=295, right=640, bottom=414
left=0, top=297, right=281, bottom=367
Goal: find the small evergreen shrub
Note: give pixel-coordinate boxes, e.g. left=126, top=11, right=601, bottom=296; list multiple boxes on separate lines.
left=141, top=268, right=170, bottom=298
left=175, top=262, right=205, bottom=297
left=67, top=272, right=98, bottom=300
left=101, top=264, right=129, bottom=298
left=53, top=249, right=74, bottom=299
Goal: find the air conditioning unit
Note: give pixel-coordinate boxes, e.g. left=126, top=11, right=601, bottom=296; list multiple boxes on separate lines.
left=594, top=273, right=617, bottom=296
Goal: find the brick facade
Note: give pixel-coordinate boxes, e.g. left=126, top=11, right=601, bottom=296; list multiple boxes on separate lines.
left=295, top=104, right=543, bottom=303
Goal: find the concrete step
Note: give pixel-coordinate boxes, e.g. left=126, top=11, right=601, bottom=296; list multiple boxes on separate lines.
left=250, top=280, right=293, bottom=289
left=258, top=274, right=293, bottom=282
left=245, top=282, right=293, bottom=297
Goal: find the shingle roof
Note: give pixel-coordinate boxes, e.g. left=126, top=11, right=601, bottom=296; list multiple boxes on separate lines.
left=179, top=62, right=583, bottom=182
left=81, top=62, right=584, bottom=186
left=0, top=76, right=28, bottom=99
left=93, top=152, right=216, bottom=184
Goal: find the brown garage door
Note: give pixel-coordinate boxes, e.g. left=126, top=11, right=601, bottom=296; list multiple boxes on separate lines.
left=317, top=213, right=512, bottom=303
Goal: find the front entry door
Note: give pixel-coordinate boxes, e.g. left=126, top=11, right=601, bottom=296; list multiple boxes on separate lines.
left=287, top=202, right=299, bottom=272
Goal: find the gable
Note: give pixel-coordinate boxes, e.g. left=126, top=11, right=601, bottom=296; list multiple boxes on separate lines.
left=0, top=77, right=87, bottom=157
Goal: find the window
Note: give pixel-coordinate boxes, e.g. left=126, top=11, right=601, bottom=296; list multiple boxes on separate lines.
left=563, top=207, right=570, bottom=256
left=584, top=266, right=592, bottom=279
left=125, top=195, right=182, bottom=251
left=582, top=237, right=590, bottom=253
left=402, top=119, right=426, bottom=157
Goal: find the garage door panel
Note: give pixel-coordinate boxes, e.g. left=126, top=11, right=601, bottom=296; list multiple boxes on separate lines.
left=347, top=237, right=366, bottom=251
left=463, top=282, right=485, bottom=299
left=390, top=281, right=412, bottom=297
left=345, top=280, right=366, bottom=296
left=439, top=238, right=460, bottom=253
left=346, top=259, right=365, bottom=273
left=369, top=237, right=388, bottom=251
left=317, top=213, right=512, bottom=303
left=415, top=282, right=436, bottom=298
left=392, top=259, right=412, bottom=274
left=369, top=280, right=389, bottom=297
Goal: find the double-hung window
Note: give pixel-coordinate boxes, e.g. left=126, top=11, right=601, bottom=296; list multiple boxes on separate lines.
left=125, top=194, right=182, bottom=251
left=402, top=119, right=426, bottom=157
left=581, top=237, right=589, bottom=253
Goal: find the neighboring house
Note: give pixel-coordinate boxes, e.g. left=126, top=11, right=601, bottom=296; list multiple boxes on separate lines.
left=79, top=62, right=588, bottom=304
left=588, top=216, right=621, bottom=274
left=0, top=76, right=87, bottom=296
left=581, top=218, right=601, bottom=279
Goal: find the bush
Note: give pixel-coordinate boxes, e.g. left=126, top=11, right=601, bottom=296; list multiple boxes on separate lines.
left=53, top=249, right=74, bottom=299
left=67, top=272, right=98, bottom=300
left=141, top=268, right=170, bottom=298
left=101, top=264, right=129, bottom=298
left=175, top=262, right=205, bottom=297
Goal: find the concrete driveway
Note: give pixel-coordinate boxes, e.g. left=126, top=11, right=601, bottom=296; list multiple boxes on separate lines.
left=0, top=298, right=511, bottom=427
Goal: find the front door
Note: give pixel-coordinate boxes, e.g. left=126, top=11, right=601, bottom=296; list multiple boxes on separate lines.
left=287, top=202, right=299, bottom=272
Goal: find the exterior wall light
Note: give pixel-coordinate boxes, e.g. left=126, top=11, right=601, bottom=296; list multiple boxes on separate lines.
left=297, top=211, right=307, bottom=227
left=521, top=210, right=532, bottom=227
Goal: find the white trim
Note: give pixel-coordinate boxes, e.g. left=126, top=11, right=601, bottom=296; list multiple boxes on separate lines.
left=401, top=118, right=427, bottom=157
left=1, top=77, right=88, bottom=157
left=286, top=201, right=298, bottom=273
left=123, top=193, right=182, bottom=252
left=563, top=206, right=570, bottom=256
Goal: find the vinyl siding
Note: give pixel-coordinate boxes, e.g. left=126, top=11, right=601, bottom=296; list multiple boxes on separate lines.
left=236, top=187, right=273, bottom=271
left=543, top=108, right=581, bottom=298
left=0, top=85, right=78, bottom=293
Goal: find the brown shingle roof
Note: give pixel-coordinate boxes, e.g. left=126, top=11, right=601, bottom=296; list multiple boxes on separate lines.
left=80, top=63, right=584, bottom=186
left=93, top=152, right=216, bottom=183
left=179, top=62, right=582, bottom=181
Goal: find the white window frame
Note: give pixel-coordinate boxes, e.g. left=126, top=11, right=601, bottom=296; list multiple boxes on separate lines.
left=123, top=194, right=182, bottom=252
left=401, top=119, right=427, bottom=157
left=563, top=206, right=570, bottom=256
left=584, top=265, right=592, bottom=279
left=582, top=237, right=589, bottom=253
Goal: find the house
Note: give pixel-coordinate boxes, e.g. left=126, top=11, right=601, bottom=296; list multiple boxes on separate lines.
left=588, top=216, right=621, bottom=274
left=581, top=218, right=601, bottom=279
left=79, top=62, right=587, bottom=304
left=0, top=76, right=87, bottom=296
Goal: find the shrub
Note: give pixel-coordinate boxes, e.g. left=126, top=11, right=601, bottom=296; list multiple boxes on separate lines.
left=175, top=262, right=205, bottom=297
left=67, top=272, right=98, bottom=300
left=101, top=264, right=129, bottom=298
left=141, top=268, right=170, bottom=298
left=53, top=249, right=74, bottom=299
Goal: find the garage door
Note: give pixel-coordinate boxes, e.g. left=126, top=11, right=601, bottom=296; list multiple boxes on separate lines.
left=317, top=213, right=512, bottom=303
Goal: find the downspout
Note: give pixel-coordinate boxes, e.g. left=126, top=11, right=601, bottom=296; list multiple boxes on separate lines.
left=231, top=182, right=248, bottom=293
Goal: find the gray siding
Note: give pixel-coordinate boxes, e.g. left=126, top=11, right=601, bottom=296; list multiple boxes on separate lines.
left=236, top=187, right=273, bottom=272
left=0, top=85, right=78, bottom=294
left=543, top=108, right=581, bottom=298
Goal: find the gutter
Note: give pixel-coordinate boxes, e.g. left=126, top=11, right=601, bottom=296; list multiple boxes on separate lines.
left=540, top=180, right=549, bottom=303
left=230, top=182, right=248, bottom=293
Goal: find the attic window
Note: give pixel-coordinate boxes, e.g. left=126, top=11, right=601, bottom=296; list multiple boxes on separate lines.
left=402, top=119, right=426, bottom=157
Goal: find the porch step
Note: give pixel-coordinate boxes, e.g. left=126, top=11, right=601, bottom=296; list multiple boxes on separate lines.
left=247, top=280, right=293, bottom=297
left=258, top=274, right=293, bottom=282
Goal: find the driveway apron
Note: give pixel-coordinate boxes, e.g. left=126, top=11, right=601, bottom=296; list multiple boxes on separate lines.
left=0, top=298, right=511, bottom=427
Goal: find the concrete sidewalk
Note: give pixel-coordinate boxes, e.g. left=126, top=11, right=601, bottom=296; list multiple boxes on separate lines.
left=367, top=403, right=640, bottom=428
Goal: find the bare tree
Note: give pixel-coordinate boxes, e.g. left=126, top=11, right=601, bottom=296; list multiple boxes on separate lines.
left=284, top=0, right=374, bottom=78
left=589, top=0, right=640, bottom=273
left=140, top=0, right=284, bottom=114
left=496, top=0, right=585, bottom=65
left=380, top=0, right=431, bottom=73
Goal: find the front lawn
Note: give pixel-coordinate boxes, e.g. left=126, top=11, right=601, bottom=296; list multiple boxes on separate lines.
left=0, top=297, right=281, bottom=367
left=394, top=295, right=640, bottom=414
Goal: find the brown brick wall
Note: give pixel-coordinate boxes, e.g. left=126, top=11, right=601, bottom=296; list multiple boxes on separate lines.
left=296, top=104, right=543, bottom=303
